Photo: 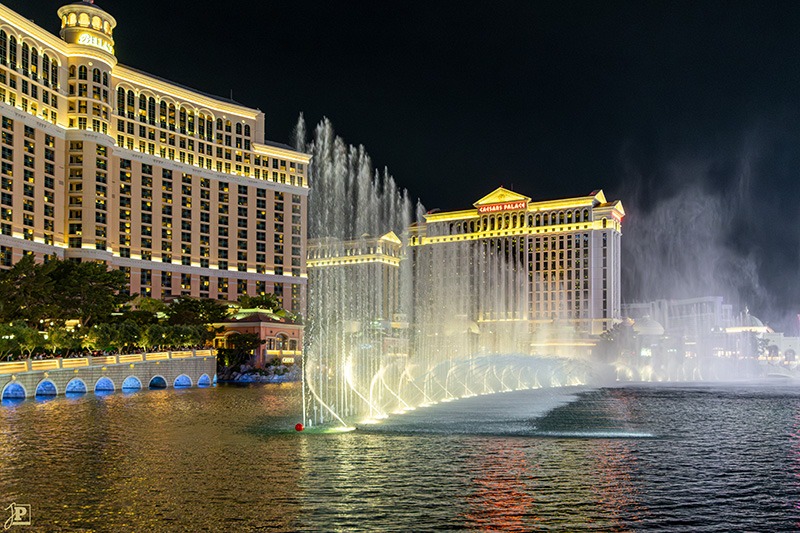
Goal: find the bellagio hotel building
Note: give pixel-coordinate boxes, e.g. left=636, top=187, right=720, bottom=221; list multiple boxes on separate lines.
left=0, top=1, right=310, bottom=313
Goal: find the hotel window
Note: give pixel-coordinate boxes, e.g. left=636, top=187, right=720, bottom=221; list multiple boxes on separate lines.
left=20, top=42, right=28, bottom=75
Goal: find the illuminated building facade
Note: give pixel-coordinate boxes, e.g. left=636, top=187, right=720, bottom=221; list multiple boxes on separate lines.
left=622, top=296, right=734, bottom=339
left=307, top=232, right=403, bottom=322
left=410, top=187, right=624, bottom=336
left=0, top=1, right=310, bottom=313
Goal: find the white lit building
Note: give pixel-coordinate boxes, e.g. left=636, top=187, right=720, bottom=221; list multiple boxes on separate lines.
left=0, top=1, right=310, bottom=313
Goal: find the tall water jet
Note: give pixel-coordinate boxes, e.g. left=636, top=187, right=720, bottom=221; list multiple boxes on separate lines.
left=301, top=117, right=414, bottom=426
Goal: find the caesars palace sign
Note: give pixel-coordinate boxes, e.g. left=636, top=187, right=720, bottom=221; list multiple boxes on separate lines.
left=477, top=201, right=528, bottom=214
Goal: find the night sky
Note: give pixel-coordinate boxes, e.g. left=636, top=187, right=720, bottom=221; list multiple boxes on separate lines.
left=8, top=1, right=800, bottom=329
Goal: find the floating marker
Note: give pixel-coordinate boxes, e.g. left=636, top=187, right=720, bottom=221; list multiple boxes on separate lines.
left=295, top=423, right=304, bottom=432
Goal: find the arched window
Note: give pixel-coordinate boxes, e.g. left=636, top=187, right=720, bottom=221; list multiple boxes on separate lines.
left=168, top=103, right=176, bottom=129
left=126, top=90, right=134, bottom=111
left=116, top=87, right=125, bottom=113
left=139, top=94, right=146, bottom=112
left=235, top=122, right=242, bottom=135
left=91, top=16, right=102, bottom=30
left=276, top=334, right=288, bottom=350
left=42, top=54, right=50, bottom=84
left=29, top=47, right=37, bottom=78
left=102, top=71, right=108, bottom=86
left=159, top=101, right=167, bottom=126
left=198, top=114, right=206, bottom=139
left=225, top=120, right=231, bottom=132
left=69, top=64, right=76, bottom=78
left=20, top=42, right=28, bottom=74
left=9, top=36, right=17, bottom=69
left=583, top=209, right=589, bottom=221
left=78, top=65, right=87, bottom=80
left=244, top=124, right=251, bottom=137
left=78, top=13, right=89, bottom=27
left=67, top=13, right=77, bottom=26
left=187, top=111, right=194, bottom=134
left=92, top=67, right=101, bottom=83
left=0, top=31, right=7, bottom=66
left=179, top=107, right=187, bottom=132
left=148, top=97, right=156, bottom=125
left=602, top=218, right=607, bottom=228
left=206, top=117, right=213, bottom=139
left=51, top=60, right=59, bottom=88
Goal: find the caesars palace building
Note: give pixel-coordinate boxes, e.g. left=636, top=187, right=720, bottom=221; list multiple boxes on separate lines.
left=0, top=1, right=310, bottom=313
left=410, top=187, right=624, bottom=336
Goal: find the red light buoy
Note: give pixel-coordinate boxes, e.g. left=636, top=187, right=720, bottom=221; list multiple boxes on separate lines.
left=295, top=423, right=304, bottom=432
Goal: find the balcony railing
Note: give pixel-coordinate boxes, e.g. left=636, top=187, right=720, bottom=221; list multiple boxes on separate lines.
left=0, top=349, right=216, bottom=375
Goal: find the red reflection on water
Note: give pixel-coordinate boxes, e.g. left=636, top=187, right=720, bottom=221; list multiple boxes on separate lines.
left=463, top=442, right=536, bottom=532
left=590, top=439, right=645, bottom=530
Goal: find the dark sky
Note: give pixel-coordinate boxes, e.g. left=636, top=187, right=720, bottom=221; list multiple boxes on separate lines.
left=9, top=1, right=800, bottom=328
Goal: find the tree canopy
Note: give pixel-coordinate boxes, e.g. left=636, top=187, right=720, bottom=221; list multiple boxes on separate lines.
left=0, top=256, right=129, bottom=327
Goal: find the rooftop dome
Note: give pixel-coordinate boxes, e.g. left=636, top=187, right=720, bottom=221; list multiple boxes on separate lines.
left=632, top=315, right=665, bottom=336
left=57, top=0, right=117, bottom=58
left=742, top=313, right=764, bottom=328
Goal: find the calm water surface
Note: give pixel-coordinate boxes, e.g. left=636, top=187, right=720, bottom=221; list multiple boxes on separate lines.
left=1, top=382, right=799, bottom=532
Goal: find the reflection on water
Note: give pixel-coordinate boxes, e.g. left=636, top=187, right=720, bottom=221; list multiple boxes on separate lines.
left=463, top=442, right=535, bottom=531
left=1, top=383, right=799, bottom=531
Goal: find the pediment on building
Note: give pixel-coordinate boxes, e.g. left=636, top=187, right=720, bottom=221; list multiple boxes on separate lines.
left=473, top=187, right=531, bottom=208
left=380, top=231, right=402, bottom=244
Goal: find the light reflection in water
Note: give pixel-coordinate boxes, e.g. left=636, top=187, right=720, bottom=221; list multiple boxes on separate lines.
left=463, top=441, right=536, bottom=531
left=1, top=383, right=799, bottom=531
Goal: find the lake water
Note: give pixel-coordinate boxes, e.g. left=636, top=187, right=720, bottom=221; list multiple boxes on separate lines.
left=1, top=381, right=799, bottom=531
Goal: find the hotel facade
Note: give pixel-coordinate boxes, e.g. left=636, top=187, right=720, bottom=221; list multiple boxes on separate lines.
left=410, top=187, right=624, bottom=337
left=0, top=1, right=310, bottom=313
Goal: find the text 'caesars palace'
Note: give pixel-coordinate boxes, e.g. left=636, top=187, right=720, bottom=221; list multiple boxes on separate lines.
left=0, top=1, right=624, bottom=347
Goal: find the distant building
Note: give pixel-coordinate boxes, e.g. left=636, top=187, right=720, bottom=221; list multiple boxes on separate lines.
left=623, top=297, right=776, bottom=360
left=307, top=231, right=404, bottom=324
left=213, top=309, right=303, bottom=368
left=307, top=231, right=409, bottom=356
left=622, top=296, right=734, bottom=339
left=409, top=186, right=625, bottom=336
left=0, top=1, right=310, bottom=314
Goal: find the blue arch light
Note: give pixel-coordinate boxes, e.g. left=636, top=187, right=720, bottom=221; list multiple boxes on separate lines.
left=173, top=374, right=192, bottom=388
left=35, top=380, right=57, bottom=396
left=2, top=382, right=25, bottom=399
left=65, top=378, right=87, bottom=394
left=94, top=377, right=115, bottom=392
left=122, top=376, right=142, bottom=391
